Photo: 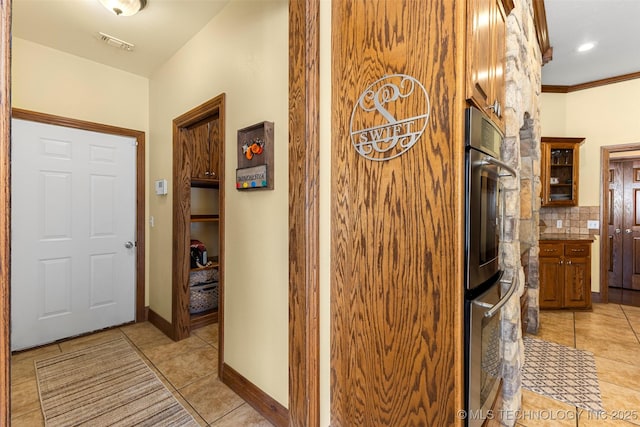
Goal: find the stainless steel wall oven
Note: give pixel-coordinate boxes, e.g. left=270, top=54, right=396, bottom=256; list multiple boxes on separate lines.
left=464, top=107, right=517, bottom=427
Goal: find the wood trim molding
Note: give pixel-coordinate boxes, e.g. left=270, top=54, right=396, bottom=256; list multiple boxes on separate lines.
left=542, top=71, right=640, bottom=93
left=541, top=136, right=585, bottom=145
left=147, top=308, right=175, bottom=340
left=0, top=0, right=11, bottom=423
left=600, top=146, right=611, bottom=303
left=288, top=0, right=320, bottom=426
left=502, top=0, right=514, bottom=15
left=541, top=85, right=569, bottom=94
left=11, top=108, right=147, bottom=323
left=591, top=292, right=603, bottom=304
left=532, top=0, right=552, bottom=64
left=221, top=363, right=289, bottom=427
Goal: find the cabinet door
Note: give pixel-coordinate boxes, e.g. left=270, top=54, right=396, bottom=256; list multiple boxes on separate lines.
left=466, top=0, right=492, bottom=109
left=466, top=0, right=505, bottom=129
left=188, top=120, right=213, bottom=180
left=491, top=0, right=506, bottom=129
left=541, top=139, right=584, bottom=207
left=564, top=257, right=591, bottom=308
left=207, top=116, right=221, bottom=180
left=539, top=256, right=563, bottom=308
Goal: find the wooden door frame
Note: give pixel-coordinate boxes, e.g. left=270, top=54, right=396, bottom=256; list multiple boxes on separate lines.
left=288, top=0, right=320, bottom=426
left=171, top=93, right=225, bottom=354
left=600, top=143, right=640, bottom=303
left=1, top=0, right=11, bottom=422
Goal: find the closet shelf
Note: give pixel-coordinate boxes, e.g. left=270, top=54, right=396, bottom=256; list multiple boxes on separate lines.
left=190, top=214, right=219, bottom=222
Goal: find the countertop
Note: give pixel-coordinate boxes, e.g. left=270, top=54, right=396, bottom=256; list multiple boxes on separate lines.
left=539, top=233, right=595, bottom=242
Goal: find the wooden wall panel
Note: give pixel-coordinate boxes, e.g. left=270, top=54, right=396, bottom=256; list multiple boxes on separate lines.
left=331, top=1, right=464, bottom=425
left=0, top=0, right=10, bottom=423
left=288, top=0, right=320, bottom=425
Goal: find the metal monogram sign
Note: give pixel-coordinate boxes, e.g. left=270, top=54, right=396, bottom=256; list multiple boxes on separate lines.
left=350, top=74, right=430, bottom=161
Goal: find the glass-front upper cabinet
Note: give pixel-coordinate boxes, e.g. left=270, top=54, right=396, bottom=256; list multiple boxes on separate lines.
left=541, top=137, right=585, bottom=207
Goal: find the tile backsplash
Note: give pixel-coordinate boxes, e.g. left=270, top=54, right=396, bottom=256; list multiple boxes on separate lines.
left=539, top=206, right=600, bottom=235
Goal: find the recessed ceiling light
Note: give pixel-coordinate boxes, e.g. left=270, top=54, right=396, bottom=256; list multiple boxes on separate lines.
left=577, top=42, right=595, bottom=53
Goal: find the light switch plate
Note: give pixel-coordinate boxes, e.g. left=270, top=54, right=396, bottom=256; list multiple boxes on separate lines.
left=556, top=219, right=563, bottom=228
left=587, top=220, right=599, bottom=229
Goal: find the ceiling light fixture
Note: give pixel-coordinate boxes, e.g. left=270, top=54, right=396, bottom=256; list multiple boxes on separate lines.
left=577, top=42, right=595, bottom=53
left=98, top=0, right=147, bottom=16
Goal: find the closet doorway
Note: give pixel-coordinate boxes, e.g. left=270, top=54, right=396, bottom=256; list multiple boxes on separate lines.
left=171, top=94, right=225, bottom=377
left=601, top=144, right=640, bottom=306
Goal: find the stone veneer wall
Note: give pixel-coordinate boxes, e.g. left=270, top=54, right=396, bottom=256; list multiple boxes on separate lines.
left=499, top=1, right=543, bottom=425
left=519, top=116, right=540, bottom=336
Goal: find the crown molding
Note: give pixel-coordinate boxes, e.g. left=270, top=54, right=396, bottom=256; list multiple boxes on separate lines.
left=542, top=71, right=640, bottom=93
left=533, top=0, right=552, bottom=64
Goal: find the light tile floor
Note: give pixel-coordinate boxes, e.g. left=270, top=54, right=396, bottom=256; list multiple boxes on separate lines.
left=12, top=303, right=640, bottom=426
left=10, top=322, right=274, bottom=426
left=519, top=303, right=640, bottom=427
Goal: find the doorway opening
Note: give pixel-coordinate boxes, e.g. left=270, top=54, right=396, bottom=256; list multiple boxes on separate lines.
left=11, top=109, right=147, bottom=326
left=600, top=143, right=640, bottom=307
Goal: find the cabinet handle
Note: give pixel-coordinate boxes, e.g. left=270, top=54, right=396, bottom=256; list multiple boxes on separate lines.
left=570, top=249, right=583, bottom=252
left=626, top=228, right=632, bottom=234
left=486, top=100, right=501, bottom=118
left=567, top=259, right=572, bottom=265
left=615, top=228, right=622, bottom=234
left=205, top=171, right=211, bottom=176
left=559, top=259, right=564, bottom=264
left=544, top=249, right=554, bottom=252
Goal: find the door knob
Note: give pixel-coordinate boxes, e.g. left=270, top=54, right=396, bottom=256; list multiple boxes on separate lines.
left=625, top=229, right=632, bottom=234
left=124, top=241, right=135, bottom=249
left=615, top=228, right=622, bottom=234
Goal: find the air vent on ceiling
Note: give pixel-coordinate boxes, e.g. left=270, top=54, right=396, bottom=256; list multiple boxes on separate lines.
left=96, top=32, right=135, bottom=52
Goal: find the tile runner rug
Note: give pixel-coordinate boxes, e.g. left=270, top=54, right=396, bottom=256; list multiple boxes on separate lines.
left=35, top=337, right=199, bottom=426
left=522, top=336, right=604, bottom=412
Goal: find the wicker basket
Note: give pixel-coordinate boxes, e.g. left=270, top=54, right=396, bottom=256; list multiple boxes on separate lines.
left=189, top=281, right=219, bottom=314
left=189, top=267, right=217, bottom=286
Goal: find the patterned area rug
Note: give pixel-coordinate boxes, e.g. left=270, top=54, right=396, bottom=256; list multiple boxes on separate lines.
left=35, top=337, right=199, bottom=427
left=522, top=336, right=604, bottom=412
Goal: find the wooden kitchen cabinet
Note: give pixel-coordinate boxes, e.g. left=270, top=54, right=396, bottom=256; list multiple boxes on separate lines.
left=185, top=114, right=221, bottom=182
left=539, top=241, right=592, bottom=309
left=466, top=0, right=509, bottom=130
left=541, top=137, right=585, bottom=207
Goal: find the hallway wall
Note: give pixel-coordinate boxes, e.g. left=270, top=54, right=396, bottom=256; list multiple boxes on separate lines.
left=147, top=0, right=289, bottom=407
left=541, top=80, right=640, bottom=293
left=11, top=36, right=150, bottom=304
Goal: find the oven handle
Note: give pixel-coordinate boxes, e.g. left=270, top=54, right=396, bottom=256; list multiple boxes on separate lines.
left=473, top=274, right=517, bottom=318
left=481, top=155, right=518, bottom=261
left=481, top=156, right=517, bottom=178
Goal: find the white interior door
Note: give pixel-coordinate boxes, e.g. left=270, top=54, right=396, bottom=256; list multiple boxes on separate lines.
left=11, top=118, right=136, bottom=351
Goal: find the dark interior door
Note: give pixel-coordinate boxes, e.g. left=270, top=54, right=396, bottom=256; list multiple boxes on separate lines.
left=608, top=161, right=623, bottom=287
left=609, top=158, right=640, bottom=290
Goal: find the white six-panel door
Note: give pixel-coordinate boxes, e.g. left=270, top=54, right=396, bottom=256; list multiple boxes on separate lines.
left=11, top=118, right=136, bottom=351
